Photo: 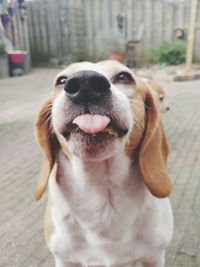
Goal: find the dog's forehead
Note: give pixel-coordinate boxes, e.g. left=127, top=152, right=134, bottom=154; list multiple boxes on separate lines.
left=156, top=86, right=165, bottom=95
left=56, top=60, right=134, bottom=80
left=151, top=80, right=165, bottom=95
left=97, top=60, right=133, bottom=77
left=61, top=62, right=103, bottom=76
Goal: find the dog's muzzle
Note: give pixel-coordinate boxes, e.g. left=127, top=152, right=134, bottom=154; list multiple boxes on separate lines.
left=61, top=70, right=128, bottom=141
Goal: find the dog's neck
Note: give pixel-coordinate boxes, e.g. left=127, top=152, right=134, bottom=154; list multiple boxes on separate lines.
left=49, top=148, right=148, bottom=242
left=57, top=147, right=135, bottom=187
left=54, top=148, right=146, bottom=208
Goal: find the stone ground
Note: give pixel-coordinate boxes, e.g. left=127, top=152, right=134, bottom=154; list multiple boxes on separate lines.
left=0, top=68, right=200, bottom=267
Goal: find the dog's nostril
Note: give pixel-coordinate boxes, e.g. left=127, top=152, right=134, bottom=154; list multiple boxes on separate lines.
left=64, top=78, right=80, bottom=96
left=90, top=75, right=110, bottom=96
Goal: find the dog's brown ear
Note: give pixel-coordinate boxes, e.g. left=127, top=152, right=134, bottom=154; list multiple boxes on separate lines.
left=139, top=88, right=171, bottom=198
left=35, top=98, right=58, bottom=201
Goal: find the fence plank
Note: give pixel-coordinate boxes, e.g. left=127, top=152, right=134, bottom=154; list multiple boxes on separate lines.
left=38, top=1, right=48, bottom=57
left=132, top=0, right=143, bottom=40
left=143, top=0, right=153, bottom=50
left=193, top=1, right=200, bottom=62
left=153, top=0, right=164, bottom=46
left=84, top=0, right=94, bottom=57
left=59, top=0, right=70, bottom=62
left=186, top=0, right=198, bottom=70
left=126, top=0, right=133, bottom=40
left=111, top=0, right=120, bottom=32
left=30, top=1, right=40, bottom=56
left=163, top=1, right=175, bottom=42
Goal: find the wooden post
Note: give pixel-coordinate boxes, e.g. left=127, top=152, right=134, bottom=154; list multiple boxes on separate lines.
left=186, top=0, right=198, bottom=71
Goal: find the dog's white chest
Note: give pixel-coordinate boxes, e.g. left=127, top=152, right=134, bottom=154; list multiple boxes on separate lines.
left=48, top=153, right=172, bottom=266
left=48, top=153, right=144, bottom=265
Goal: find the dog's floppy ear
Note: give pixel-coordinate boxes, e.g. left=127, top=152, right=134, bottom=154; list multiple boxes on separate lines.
left=139, top=87, right=171, bottom=198
left=35, top=98, right=59, bottom=201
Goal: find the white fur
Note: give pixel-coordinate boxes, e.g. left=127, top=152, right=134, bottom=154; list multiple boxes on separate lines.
left=48, top=150, right=173, bottom=267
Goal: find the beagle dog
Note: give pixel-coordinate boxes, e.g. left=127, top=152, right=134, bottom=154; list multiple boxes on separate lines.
left=35, top=60, right=173, bottom=267
left=143, top=79, right=170, bottom=113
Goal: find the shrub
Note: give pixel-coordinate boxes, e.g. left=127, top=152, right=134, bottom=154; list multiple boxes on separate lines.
left=151, top=41, right=186, bottom=65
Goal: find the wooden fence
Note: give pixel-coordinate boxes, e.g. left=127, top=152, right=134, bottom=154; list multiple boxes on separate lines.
left=27, top=0, right=85, bottom=65
left=27, top=0, right=200, bottom=64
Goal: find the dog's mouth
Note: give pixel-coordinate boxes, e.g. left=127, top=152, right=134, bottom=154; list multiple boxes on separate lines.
left=62, top=113, right=128, bottom=141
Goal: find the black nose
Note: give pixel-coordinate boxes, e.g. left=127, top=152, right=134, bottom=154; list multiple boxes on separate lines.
left=64, top=70, right=111, bottom=105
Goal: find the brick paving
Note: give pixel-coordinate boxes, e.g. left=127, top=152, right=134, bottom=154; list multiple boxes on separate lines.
left=0, top=69, right=200, bottom=267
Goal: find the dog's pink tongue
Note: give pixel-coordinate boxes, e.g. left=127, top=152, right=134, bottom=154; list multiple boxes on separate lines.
left=73, top=114, right=110, bottom=134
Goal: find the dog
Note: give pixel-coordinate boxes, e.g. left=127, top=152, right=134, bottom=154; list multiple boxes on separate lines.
left=143, top=79, right=170, bottom=113
left=35, top=60, right=173, bottom=267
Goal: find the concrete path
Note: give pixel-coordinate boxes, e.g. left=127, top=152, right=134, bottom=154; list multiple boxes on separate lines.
left=0, top=69, right=200, bottom=267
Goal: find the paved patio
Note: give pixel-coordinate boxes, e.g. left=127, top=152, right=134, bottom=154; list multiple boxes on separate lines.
left=0, top=69, right=200, bottom=267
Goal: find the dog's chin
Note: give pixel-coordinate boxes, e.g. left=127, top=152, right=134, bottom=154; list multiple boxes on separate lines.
left=61, top=130, right=124, bottom=161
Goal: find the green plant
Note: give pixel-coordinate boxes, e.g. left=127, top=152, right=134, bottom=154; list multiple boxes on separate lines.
left=0, top=44, right=6, bottom=56
left=1, top=10, right=9, bottom=16
left=151, top=41, right=186, bottom=65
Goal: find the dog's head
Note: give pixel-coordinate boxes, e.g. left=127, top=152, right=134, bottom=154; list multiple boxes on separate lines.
left=149, top=79, right=170, bottom=113
left=35, top=60, right=171, bottom=200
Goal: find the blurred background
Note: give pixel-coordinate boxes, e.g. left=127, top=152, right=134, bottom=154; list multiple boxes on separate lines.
left=0, top=0, right=200, bottom=73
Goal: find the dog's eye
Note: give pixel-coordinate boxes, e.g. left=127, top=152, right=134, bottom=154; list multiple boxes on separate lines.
left=56, top=76, right=68, bottom=86
left=113, top=72, right=135, bottom=84
left=159, top=96, right=164, bottom=101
